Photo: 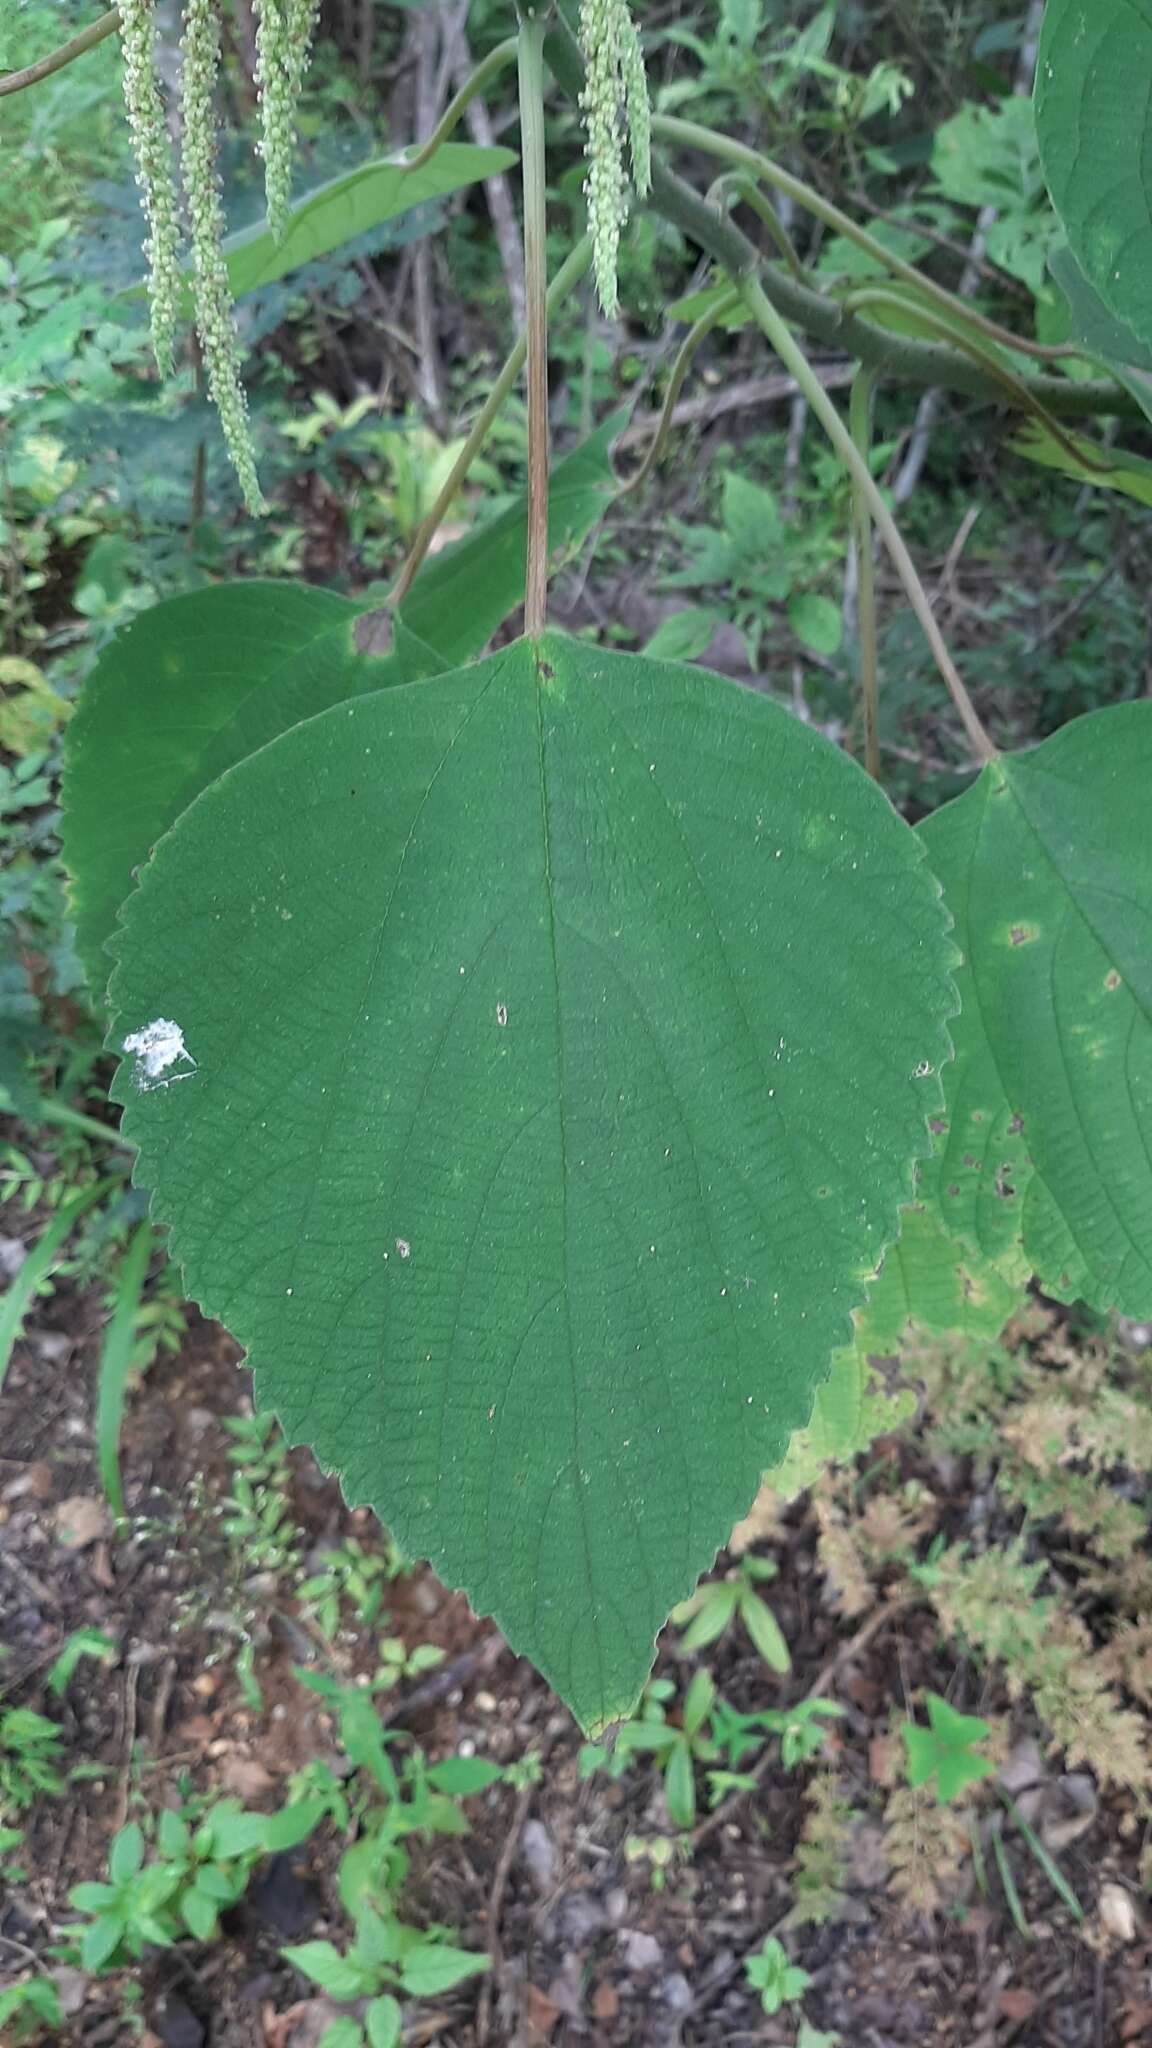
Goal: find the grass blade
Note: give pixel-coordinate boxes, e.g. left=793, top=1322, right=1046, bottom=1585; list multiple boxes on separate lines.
left=96, top=1221, right=155, bottom=1520
left=1001, top=1791, right=1085, bottom=1923
left=0, top=1181, right=109, bottom=1394
left=990, top=1817, right=1031, bottom=1939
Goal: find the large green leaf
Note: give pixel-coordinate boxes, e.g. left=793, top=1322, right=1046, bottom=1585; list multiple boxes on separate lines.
left=1035, top=0, right=1152, bottom=352
left=217, top=145, right=515, bottom=301
left=919, top=703, right=1152, bottom=1315
left=107, top=632, right=955, bottom=1728
left=61, top=585, right=442, bottom=996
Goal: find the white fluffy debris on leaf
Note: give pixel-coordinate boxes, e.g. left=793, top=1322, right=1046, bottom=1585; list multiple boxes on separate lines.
left=123, top=1017, right=197, bottom=1090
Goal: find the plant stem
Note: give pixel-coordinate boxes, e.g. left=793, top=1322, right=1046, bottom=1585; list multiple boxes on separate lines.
left=741, top=278, right=996, bottom=764
left=403, top=36, right=519, bottom=173
left=840, top=286, right=1115, bottom=474
left=652, top=114, right=1079, bottom=367
left=621, top=287, right=743, bottom=494
left=391, top=237, right=590, bottom=607
left=706, top=174, right=806, bottom=283
left=0, top=5, right=121, bottom=96
left=849, top=368, right=880, bottom=782
left=517, top=10, right=550, bottom=637
left=541, top=20, right=1136, bottom=421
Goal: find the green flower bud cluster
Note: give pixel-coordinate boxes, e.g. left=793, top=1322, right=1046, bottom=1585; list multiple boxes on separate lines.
left=578, top=0, right=651, bottom=317
left=254, top=0, right=319, bottom=243
left=181, top=0, right=266, bottom=513
left=118, top=0, right=183, bottom=377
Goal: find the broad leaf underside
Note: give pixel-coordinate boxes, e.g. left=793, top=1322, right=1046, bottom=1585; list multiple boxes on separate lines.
left=1036, top=0, right=1152, bottom=352
left=62, top=584, right=409, bottom=993
left=918, top=702, right=1152, bottom=1318
left=108, top=633, right=955, bottom=1729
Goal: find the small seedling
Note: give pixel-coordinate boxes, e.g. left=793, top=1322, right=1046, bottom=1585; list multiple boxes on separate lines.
left=711, top=1695, right=844, bottom=1773
left=0, top=1707, right=64, bottom=1817
left=745, top=1933, right=813, bottom=2015
left=0, top=1975, right=64, bottom=2043
left=901, top=1691, right=994, bottom=1803
left=46, top=1628, right=118, bottom=1699
left=220, top=1411, right=302, bottom=1576
left=68, top=1796, right=322, bottom=1969
left=298, top=1536, right=394, bottom=1640
left=612, top=1669, right=718, bottom=1830
left=374, top=1637, right=444, bottom=1692
left=623, top=1832, right=680, bottom=1891
left=672, top=1556, right=791, bottom=1673
left=69, top=1819, right=182, bottom=1971
left=284, top=1902, right=489, bottom=2046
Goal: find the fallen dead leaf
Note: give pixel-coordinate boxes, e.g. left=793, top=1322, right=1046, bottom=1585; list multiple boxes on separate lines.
left=592, top=1982, right=619, bottom=2022
left=171, top=1715, right=217, bottom=1748
left=524, top=1984, right=560, bottom=2041
left=219, top=1751, right=276, bottom=1800
left=1100, top=1882, right=1139, bottom=1943
left=54, top=1495, right=108, bottom=1549
left=868, top=1733, right=898, bottom=1786
left=90, top=1540, right=115, bottom=1589
left=261, top=2000, right=342, bottom=2048
left=998, top=1988, right=1038, bottom=2022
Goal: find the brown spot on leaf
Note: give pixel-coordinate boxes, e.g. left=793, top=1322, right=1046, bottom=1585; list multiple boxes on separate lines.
left=1105, top=969, right=1122, bottom=991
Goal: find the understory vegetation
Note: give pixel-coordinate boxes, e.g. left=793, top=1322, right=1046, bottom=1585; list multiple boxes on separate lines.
left=3, top=0, right=1152, bottom=2042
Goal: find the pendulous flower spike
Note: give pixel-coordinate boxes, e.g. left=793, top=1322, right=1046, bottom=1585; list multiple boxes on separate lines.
left=254, top=0, right=319, bottom=242
left=180, top=0, right=266, bottom=514
left=619, top=9, right=651, bottom=199
left=578, top=0, right=651, bottom=317
left=118, top=0, right=183, bottom=379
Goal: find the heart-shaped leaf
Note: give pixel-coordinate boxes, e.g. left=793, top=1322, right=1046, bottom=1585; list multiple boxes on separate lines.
left=1036, top=0, right=1152, bottom=352
left=918, top=702, right=1152, bottom=1315
left=107, top=632, right=955, bottom=1728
